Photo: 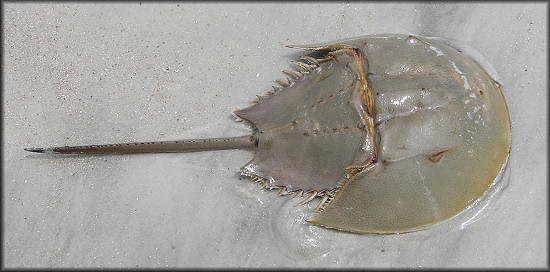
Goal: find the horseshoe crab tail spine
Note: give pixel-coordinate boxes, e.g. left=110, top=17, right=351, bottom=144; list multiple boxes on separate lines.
left=24, top=135, right=257, bottom=154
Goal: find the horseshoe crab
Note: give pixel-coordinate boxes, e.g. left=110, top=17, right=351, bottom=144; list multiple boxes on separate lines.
left=25, top=34, right=512, bottom=234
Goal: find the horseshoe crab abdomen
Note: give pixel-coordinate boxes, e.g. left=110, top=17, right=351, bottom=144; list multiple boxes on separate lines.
left=236, top=52, right=372, bottom=194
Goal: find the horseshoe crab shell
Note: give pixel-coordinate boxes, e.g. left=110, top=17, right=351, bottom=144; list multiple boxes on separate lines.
left=25, top=34, right=512, bottom=234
